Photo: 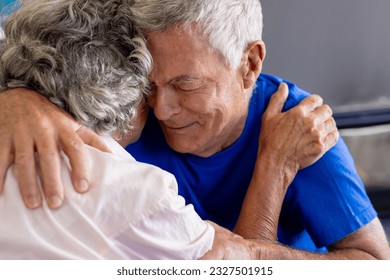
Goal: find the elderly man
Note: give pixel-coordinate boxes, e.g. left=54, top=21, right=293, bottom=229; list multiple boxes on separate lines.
left=0, top=0, right=389, bottom=259
left=127, top=0, right=389, bottom=258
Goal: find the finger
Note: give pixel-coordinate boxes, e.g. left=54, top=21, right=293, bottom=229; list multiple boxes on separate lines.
left=266, top=82, right=289, bottom=116
left=35, top=136, right=64, bottom=209
left=310, top=104, right=334, bottom=126
left=60, top=128, right=91, bottom=193
left=77, top=126, right=111, bottom=153
left=307, top=118, right=338, bottom=157
left=13, top=138, right=42, bottom=209
left=0, top=140, right=14, bottom=194
left=322, top=118, right=340, bottom=151
left=297, top=94, right=324, bottom=112
left=320, top=130, right=339, bottom=155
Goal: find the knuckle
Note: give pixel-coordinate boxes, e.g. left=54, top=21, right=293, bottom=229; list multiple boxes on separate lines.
left=335, top=130, right=340, bottom=140
left=312, top=140, right=326, bottom=155
left=0, top=152, right=14, bottom=168
left=310, top=94, right=323, bottom=104
left=31, top=118, right=55, bottom=136
left=14, top=154, right=34, bottom=167
left=262, top=111, right=272, bottom=122
left=67, top=137, right=83, bottom=152
left=303, top=116, right=316, bottom=129
left=293, top=105, right=306, bottom=117
left=38, top=151, right=60, bottom=163
left=311, top=128, right=322, bottom=139
left=332, top=130, right=340, bottom=144
left=324, top=104, right=333, bottom=115
left=326, top=118, right=337, bottom=131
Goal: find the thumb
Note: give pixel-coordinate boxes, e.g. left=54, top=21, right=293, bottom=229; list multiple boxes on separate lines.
left=267, top=82, right=289, bottom=116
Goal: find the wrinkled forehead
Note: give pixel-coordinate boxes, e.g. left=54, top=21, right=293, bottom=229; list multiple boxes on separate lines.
left=145, top=22, right=224, bottom=65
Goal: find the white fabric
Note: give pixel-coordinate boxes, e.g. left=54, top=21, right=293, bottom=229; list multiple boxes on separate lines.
left=0, top=136, right=214, bottom=259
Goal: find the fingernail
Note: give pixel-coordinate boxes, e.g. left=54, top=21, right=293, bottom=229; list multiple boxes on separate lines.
left=47, top=195, right=63, bottom=208
left=77, top=179, right=89, bottom=193
left=26, top=194, right=41, bottom=209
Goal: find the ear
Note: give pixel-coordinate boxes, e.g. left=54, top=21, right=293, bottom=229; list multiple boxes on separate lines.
left=241, top=40, right=266, bottom=89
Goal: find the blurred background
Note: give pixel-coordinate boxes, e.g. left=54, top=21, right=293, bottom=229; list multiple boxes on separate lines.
left=0, top=0, right=18, bottom=15
left=261, top=0, right=390, bottom=109
left=1, top=0, right=18, bottom=38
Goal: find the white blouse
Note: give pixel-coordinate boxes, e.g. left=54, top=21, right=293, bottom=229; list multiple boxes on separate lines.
left=0, top=136, right=214, bottom=259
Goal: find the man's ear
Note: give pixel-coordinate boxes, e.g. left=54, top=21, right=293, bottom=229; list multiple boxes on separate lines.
left=241, top=40, right=266, bottom=89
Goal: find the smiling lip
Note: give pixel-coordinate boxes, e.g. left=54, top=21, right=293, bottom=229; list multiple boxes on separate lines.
left=162, top=122, right=197, bottom=130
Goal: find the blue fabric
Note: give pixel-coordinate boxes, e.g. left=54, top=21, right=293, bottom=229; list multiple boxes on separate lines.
left=1, top=0, right=19, bottom=15
left=126, top=73, right=377, bottom=252
left=1, top=0, right=16, bottom=7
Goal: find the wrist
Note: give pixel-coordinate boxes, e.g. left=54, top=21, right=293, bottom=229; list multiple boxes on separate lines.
left=256, top=150, right=298, bottom=190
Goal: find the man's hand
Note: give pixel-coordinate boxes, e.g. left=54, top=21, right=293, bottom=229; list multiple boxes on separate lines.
left=199, top=221, right=256, bottom=260
left=234, top=83, right=339, bottom=241
left=259, top=83, right=339, bottom=184
left=0, top=88, right=110, bottom=209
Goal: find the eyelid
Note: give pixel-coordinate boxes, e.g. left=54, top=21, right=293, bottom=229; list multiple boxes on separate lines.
left=171, top=75, right=200, bottom=84
left=175, top=83, right=200, bottom=92
left=172, top=78, right=201, bottom=88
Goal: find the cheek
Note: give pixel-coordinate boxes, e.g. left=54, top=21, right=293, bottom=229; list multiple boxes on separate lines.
left=199, top=104, right=229, bottom=132
left=187, top=94, right=218, bottom=116
left=146, top=94, right=156, bottom=109
left=182, top=93, right=211, bottom=116
left=190, top=90, right=231, bottom=121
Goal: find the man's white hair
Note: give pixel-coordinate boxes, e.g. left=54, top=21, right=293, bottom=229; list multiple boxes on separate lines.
left=131, top=0, right=263, bottom=69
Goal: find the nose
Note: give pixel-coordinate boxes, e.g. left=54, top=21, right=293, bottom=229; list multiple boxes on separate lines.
left=148, top=86, right=181, bottom=121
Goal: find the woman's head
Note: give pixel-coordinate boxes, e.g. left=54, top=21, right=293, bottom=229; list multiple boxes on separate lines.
left=0, top=0, right=152, bottom=136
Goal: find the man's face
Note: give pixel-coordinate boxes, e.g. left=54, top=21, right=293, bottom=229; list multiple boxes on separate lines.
left=146, top=26, right=251, bottom=157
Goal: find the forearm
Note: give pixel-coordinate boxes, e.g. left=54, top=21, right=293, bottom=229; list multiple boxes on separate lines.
left=234, top=163, right=383, bottom=260
left=203, top=225, right=378, bottom=260
left=234, top=152, right=296, bottom=242
left=243, top=216, right=389, bottom=260
left=249, top=241, right=377, bottom=260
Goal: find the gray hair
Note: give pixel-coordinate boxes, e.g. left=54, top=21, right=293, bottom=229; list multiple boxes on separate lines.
left=130, top=0, right=263, bottom=69
left=0, top=0, right=152, bottom=136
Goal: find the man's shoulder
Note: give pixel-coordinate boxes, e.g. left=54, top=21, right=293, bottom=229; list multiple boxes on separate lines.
left=255, top=73, right=311, bottom=111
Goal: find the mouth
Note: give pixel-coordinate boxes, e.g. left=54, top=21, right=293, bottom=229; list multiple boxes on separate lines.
left=161, top=122, right=197, bottom=131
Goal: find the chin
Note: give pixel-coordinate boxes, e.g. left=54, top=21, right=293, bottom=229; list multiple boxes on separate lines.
left=167, top=140, right=196, bottom=154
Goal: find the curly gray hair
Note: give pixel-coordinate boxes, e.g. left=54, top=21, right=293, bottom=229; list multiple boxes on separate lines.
left=0, top=0, right=152, bottom=135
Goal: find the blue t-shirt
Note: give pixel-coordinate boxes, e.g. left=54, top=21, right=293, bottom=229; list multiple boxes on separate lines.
left=0, top=0, right=19, bottom=15
left=126, top=73, right=377, bottom=252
